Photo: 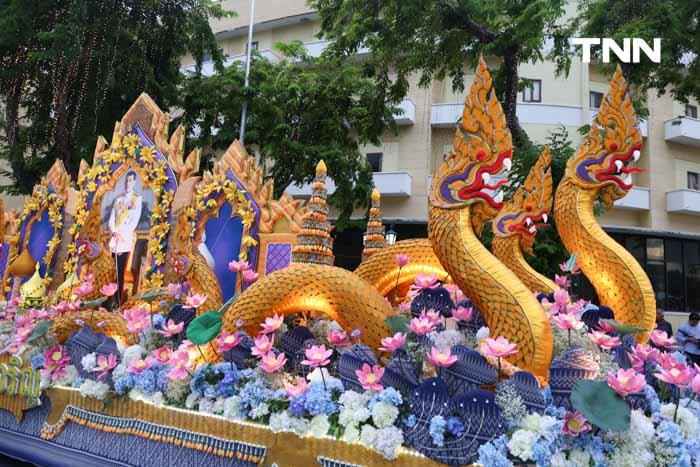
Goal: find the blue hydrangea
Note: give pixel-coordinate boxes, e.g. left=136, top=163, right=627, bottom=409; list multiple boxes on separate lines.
left=152, top=313, right=166, bottom=330
left=303, top=384, right=338, bottom=416
left=446, top=416, right=464, bottom=436
left=541, top=386, right=552, bottom=405
left=643, top=383, right=661, bottom=413
left=656, top=420, right=692, bottom=467
left=374, top=387, right=403, bottom=407
left=214, top=363, right=240, bottom=398
left=134, top=369, right=157, bottom=394
left=403, top=414, right=417, bottom=427
left=289, top=394, right=305, bottom=417
left=31, top=354, right=45, bottom=370
left=477, top=435, right=512, bottom=467
left=544, top=404, right=566, bottom=419
left=114, top=374, right=134, bottom=395
left=238, top=379, right=274, bottom=419
left=156, top=366, right=170, bottom=393
left=429, top=415, right=446, bottom=447
left=72, top=378, right=84, bottom=388
left=532, top=438, right=554, bottom=466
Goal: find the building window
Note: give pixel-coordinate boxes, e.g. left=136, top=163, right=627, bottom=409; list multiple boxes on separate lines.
left=647, top=238, right=666, bottom=308
left=686, top=104, right=698, bottom=119
left=667, top=239, right=685, bottom=311
left=202, top=48, right=224, bottom=62
left=689, top=172, right=700, bottom=190
left=590, top=91, right=603, bottom=109
left=246, top=41, right=259, bottom=53
left=686, top=241, right=700, bottom=312
left=523, top=79, right=541, bottom=103
left=366, top=153, right=383, bottom=172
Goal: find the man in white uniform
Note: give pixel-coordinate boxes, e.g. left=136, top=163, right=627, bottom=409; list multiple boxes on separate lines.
left=108, top=170, right=142, bottom=302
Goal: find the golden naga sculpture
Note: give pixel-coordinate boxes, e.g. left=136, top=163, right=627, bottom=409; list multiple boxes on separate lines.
left=492, top=147, right=557, bottom=294
left=428, top=58, right=553, bottom=378
left=355, top=239, right=450, bottom=302
left=554, top=67, right=655, bottom=341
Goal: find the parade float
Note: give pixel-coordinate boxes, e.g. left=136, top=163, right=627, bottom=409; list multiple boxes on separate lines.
left=0, top=59, right=697, bottom=467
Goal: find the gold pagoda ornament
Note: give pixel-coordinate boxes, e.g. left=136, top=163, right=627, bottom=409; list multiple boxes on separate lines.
left=19, top=264, right=48, bottom=309
left=361, top=188, right=387, bottom=262
left=291, top=160, right=335, bottom=265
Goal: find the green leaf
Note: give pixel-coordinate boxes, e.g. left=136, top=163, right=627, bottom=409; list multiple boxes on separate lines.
left=601, top=319, right=647, bottom=335
left=186, top=311, right=223, bottom=345
left=571, top=380, right=630, bottom=431
left=217, top=293, right=238, bottom=315
left=564, top=252, right=578, bottom=273
left=80, top=296, right=108, bottom=308
left=27, top=321, right=52, bottom=343
left=385, top=316, right=410, bottom=335
left=133, top=290, right=166, bottom=302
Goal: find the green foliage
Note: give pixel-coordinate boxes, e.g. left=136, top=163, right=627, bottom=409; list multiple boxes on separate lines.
left=0, top=0, right=231, bottom=191
left=552, top=0, right=700, bottom=115
left=178, top=42, right=396, bottom=229
left=385, top=316, right=410, bottom=335
left=571, top=379, right=631, bottom=431
left=600, top=319, right=648, bottom=336
left=311, top=0, right=570, bottom=141
left=186, top=311, right=222, bottom=345
left=80, top=296, right=109, bottom=309
left=133, top=290, right=167, bottom=302
left=27, top=321, right=52, bottom=343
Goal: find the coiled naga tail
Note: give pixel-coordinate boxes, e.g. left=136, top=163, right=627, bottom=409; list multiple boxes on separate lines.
left=492, top=147, right=557, bottom=294
left=554, top=68, right=655, bottom=342
left=428, top=58, right=553, bottom=378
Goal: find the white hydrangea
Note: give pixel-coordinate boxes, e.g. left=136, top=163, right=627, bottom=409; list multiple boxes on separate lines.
left=306, top=367, right=340, bottom=387
left=618, top=410, right=655, bottom=451
left=475, top=326, right=490, bottom=342
left=149, top=392, right=165, bottom=407
left=342, top=424, right=361, bottom=443
left=223, top=396, right=241, bottom=420
left=430, top=329, right=466, bottom=350
left=371, top=401, right=399, bottom=428
left=507, top=429, right=538, bottom=461
left=129, top=388, right=146, bottom=402
left=360, top=424, right=379, bottom=448
left=269, top=411, right=309, bottom=434
left=607, top=448, right=652, bottom=467
left=660, top=403, right=698, bottom=437
left=122, top=345, right=144, bottom=364
left=112, top=362, right=128, bottom=380
left=166, top=377, right=191, bottom=403
left=338, top=390, right=371, bottom=427
left=520, top=413, right=558, bottom=440
left=53, top=365, right=78, bottom=386
left=250, top=402, right=270, bottom=419
left=198, top=398, right=216, bottom=414
left=551, top=449, right=591, bottom=467
left=185, top=392, right=200, bottom=409
left=81, top=353, right=97, bottom=372
left=372, top=426, right=404, bottom=460
left=306, top=414, right=330, bottom=437
left=78, top=380, right=110, bottom=400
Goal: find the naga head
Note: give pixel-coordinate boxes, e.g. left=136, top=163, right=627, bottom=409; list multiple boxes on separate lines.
left=494, top=147, right=553, bottom=255
left=565, top=67, right=643, bottom=206
left=430, top=57, right=513, bottom=234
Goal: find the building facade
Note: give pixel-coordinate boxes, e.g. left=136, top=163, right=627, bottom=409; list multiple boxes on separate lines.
left=181, top=0, right=700, bottom=318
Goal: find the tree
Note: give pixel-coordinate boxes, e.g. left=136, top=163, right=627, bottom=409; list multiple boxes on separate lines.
left=310, top=0, right=569, bottom=145
left=177, top=42, right=396, bottom=229
left=0, top=0, right=230, bottom=192
left=552, top=0, right=699, bottom=116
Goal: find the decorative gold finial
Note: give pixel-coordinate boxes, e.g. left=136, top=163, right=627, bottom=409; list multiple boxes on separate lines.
left=316, top=160, right=327, bottom=175
left=371, top=188, right=381, bottom=202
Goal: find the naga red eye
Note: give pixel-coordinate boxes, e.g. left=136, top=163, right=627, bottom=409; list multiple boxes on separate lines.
left=609, top=142, right=618, bottom=151
left=476, top=150, right=487, bottom=160
left=525, top=205, right=532, bottom=211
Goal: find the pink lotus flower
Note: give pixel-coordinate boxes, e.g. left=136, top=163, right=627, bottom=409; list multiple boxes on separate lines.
left=92, top=354, right=117, bottom=381
left=421, top=309, right=442, bottom=326
left=408, top=317, right=436, bottom=336
left=241, top=269, right=259, bottom=283
left=216, top=332, right=243, bottom=353
left=228, top=259, right=250, bottom=273
left=41, top=346, right=71, bottom=381
left=74, top=281, right=94, bottom=298
left=691, top=373, right=700, bottom=395
left=185, top=293, right=208, bottom=309
left=152, top=346, right=173, bottom=364
left=379, top=333, right=407, bottom=353
left=589, top=330, right=621, bottom=350
left=607, top=368, right=645, bottom=397
left=595, top=321, right=617, bottom=334
left=259, top=351, right=287, bottom=373
left=167, top=351, right=193, bottom=380
left=100, top=283, right=118, bottom=297
left=355, top=363, right=385, bottom=391
left=251, top=334, right=275, bottom=358
left=123, top=306, right=149, bottom=322
left=550, top=289, right=570, bottom=314
left=628, top=344, right=660, bottom=369
left=395, top=254, right=410, bottom=268
left=327, top=329, right=348, bottom=346
left=15, top=323, right=35, bottom=340
left=656, top=365, right=693, bottom=387
left=559, top=262, right=581, bottom=275
left=126, top=316, right=150, bottom=334
left=451, top=306, right=473, bottom=322
left=427, top=347, right=458, bottom=368
left=657, top=353, right=686, bottom=371
left=28, top=308, right=48, bottom=320
left=284, top=377, right=309, bottom=397
left=166, top=283, right=182, bottom=296
left=552, top=313, right=584, bottom=331
left=650, top=329, right=677, bottom=349
left=482, top=337, right=518, bottom=358
left=15, top=315, right=32, bottom=327
left=555, top=275, right=571, bottom=289
left=128, top=356, right=154, bottom=375
left=562, top=411, right=592, bottom=436
left=301, top=345, right=333, bottom=368
left=414, top=272, right=439, bottom=289
left=260, top=313, right=284, bottom=334
left=158, top=319, right=184, bottom=337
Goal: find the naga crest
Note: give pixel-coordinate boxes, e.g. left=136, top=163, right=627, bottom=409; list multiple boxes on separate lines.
left=493, top=147, right=553, bottom=255
left=430, top=57, right=513, bottom=234
left=565, top=67, right=643, bottom=206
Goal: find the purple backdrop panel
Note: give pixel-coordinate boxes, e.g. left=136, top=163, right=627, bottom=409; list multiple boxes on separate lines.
left=265, top=243, right=292, bottom=275
left=0, top=243, right=10, bottom=282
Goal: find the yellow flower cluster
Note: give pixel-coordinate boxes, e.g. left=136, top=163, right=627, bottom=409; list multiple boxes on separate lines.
left=17, top=187, right=64, bottom=271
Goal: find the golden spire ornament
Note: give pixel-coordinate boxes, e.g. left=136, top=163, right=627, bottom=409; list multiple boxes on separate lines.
left=361, top=188, right=387, bottom=261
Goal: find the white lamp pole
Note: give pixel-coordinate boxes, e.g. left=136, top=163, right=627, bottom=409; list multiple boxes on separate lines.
left=239, top=0, right=255, bottom=145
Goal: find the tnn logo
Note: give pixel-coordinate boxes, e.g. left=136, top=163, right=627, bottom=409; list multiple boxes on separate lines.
left=572, top=38, right=661, bottom=63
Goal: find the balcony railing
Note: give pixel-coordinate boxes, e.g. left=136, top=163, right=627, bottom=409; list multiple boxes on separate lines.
left=432, top=103, right=583, bottom=128
left=665, top=116, right=700, bottom=147
left=613, top=187, right=650, bottom=211
left=394, top=99, right=415, bottom=126
left=286, top=171, right=412, bottom=198
left=667, top=189, right=700, bottom=215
